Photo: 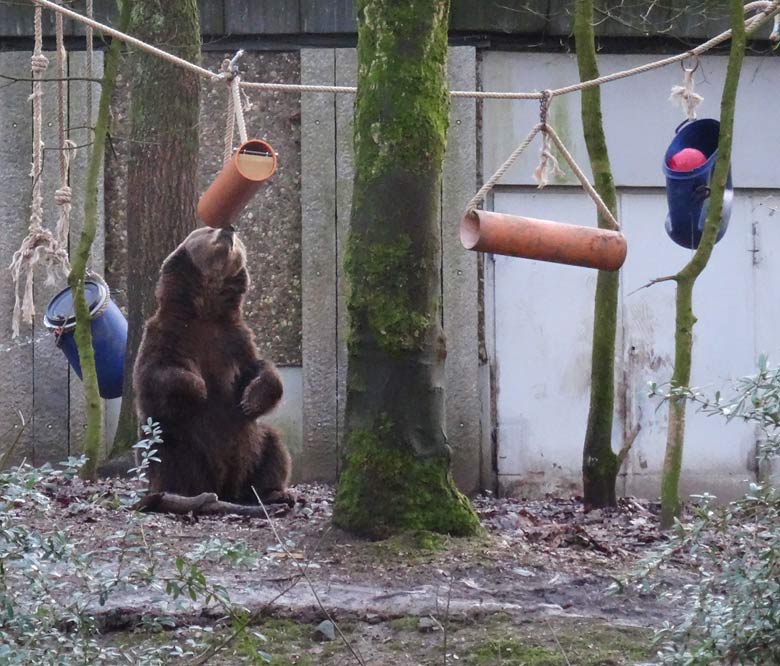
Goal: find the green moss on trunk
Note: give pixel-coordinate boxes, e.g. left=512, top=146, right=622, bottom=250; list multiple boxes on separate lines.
left=334, top=0, right=479, bottom=538
left=574, top=0, right=621, bottom=509
left=660, top=0, right=746, bottom=528
left=334, top=429, right=480, bottom=539
left=69, top=0, right=130, bottom=479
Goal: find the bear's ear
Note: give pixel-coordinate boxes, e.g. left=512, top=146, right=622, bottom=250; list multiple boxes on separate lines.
left=161, top=245, right=200, bottom=278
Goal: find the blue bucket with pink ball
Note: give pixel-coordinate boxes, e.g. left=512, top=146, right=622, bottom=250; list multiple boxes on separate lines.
left=663, top=118, right=732, bottom=249
left=43, top=274, right=127, bottom=399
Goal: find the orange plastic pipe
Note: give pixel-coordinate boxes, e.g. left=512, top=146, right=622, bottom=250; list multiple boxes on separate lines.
left=460, top=209, right=627, bottom=271
left=198, top=139, right=277, bottom=229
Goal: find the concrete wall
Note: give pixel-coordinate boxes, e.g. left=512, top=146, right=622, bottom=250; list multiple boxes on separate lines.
left=0, top=51, right=104, bottom=466
left=4, top=34, right=779, bottom=504
left=299, top=47, right=485, bottom=491
left=483, top=51, right=780, bottom=501
left=0, top=45, right=486, bottom=494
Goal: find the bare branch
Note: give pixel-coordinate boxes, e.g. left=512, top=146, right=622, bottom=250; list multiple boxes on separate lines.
left=627, top=274, right=678, bottom=296
left=618, top=423, right=642, bottom=466
left=134, top=491, right=275, bottom=518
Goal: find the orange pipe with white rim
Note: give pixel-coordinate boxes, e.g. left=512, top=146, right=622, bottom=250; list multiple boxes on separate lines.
left=198, top=139, right=277, bottom=229
left=460, top=209, right=627, bottom=271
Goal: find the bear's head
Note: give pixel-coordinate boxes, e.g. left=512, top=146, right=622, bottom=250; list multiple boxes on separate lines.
left=157, top=226, right=249, bottom=320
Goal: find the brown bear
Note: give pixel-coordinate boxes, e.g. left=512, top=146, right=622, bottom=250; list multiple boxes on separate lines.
left=133, top=226, right=292, bottom=505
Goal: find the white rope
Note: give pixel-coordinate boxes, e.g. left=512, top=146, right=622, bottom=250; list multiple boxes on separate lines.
left=32, top=0, right=219, bottom=82
left=232, top=76, right=248, bottom=145
left=220, top=51, right=249, bottom=162
left=9, top=6, right=70, bottom=337
left=532, top=91, right=565, bottom=187
left=771, top=13, right=780, bottom=40
left=222, top=59, right=236, bottom=165
left=545, top=125, right=620, bottom=231
left=470, top=89, right=619, bottom=230
left=465, top=124, right=542, bottom=212
left=55, top=1, right=76, bottom=252
left=30, top=0, right=780, bottom=101
left=669, top=59, right=703, bottom=120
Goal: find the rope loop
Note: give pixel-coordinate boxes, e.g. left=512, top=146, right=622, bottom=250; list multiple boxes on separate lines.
left=680, top=53, right=700, bottom=73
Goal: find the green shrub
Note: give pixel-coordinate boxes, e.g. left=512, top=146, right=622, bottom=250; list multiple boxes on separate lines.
left=640, top=357, right=780, bottom=664
left=0, top=421, right=269, bottom=664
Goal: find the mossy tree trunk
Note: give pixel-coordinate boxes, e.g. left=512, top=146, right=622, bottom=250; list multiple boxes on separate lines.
left=71, top=0, right=130, bottom=479
left=574, top=0, right=621, bottom=509
left=333, top=0, right=480, bottom=540
left=660, top=0, right=746, bottom=529
left=112, top=0, right=201, bottom=455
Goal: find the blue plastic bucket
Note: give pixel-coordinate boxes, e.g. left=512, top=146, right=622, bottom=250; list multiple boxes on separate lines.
left=43, top=275, right=127, bottom=399
left=662, top=118, right=732, bottom=249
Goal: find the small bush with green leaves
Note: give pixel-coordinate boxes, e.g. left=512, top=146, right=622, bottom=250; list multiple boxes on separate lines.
left=0, top=420, right=272, bottom=664
left=641, top=357, right=780, bottom=665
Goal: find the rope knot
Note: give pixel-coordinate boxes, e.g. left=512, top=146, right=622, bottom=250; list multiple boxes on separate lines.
left=534, top=91, right=563, bottom=188
left=31, top=53, right=49, bottom=74
left=219, top=49, right=245, bottom=81
left=54, top=186, right=72, bottom=206
left=539, top=89, right=553, bottom=128
left=670, top=56, right=702, bottom=121
left=219, top=57, right=236, bottom=81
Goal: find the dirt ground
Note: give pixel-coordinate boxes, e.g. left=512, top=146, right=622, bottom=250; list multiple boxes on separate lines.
left=13, top=476, right=691, bottom=665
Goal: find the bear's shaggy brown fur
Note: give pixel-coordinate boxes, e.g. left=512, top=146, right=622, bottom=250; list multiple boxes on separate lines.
left=133, top=227, right=292, bottom=504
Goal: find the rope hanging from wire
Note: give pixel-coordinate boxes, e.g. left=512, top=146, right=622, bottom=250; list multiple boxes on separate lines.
left=9, top=5, right=71, bottom=338
left=29, top=0, right=780, bottom=101
left=532, top=91, right=564, bottom=187
left=220, top=50, right=250, bottom=165
left=55, top=1, right=76, bottom=252
left=669, top=57, right=703, bottom=121
left=465, top=93, right=620, bottom=232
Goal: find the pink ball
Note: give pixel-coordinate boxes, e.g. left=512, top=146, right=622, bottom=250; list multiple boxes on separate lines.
left=668, top=147, right=708, bottom=171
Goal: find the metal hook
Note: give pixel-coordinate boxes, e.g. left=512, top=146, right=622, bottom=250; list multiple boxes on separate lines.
left=680, top=53, right=700, bottom=74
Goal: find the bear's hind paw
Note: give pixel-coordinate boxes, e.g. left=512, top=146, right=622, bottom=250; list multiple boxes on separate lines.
left=259, top=489, right=296, bottom=507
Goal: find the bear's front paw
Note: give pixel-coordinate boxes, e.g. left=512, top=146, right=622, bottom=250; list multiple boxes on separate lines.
left=157, top=367, right=207, bottom=404
left=241, top=371, right=283, bottom=418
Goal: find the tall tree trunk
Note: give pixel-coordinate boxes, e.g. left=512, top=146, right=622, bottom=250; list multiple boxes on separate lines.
left=574, top=0, right=621, bottom=509
left=71, top=0, right=130, bottom=479
left=333, top=0, right=479, bottom=540
left=660, top=0, right=746, bottom=529
left=112, top=0, right=201, bottom=454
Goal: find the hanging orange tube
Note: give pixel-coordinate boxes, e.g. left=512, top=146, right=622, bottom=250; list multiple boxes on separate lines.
left=198, top=139, right=277, bottom=229
left=460, top=209, right=627, bottom=271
